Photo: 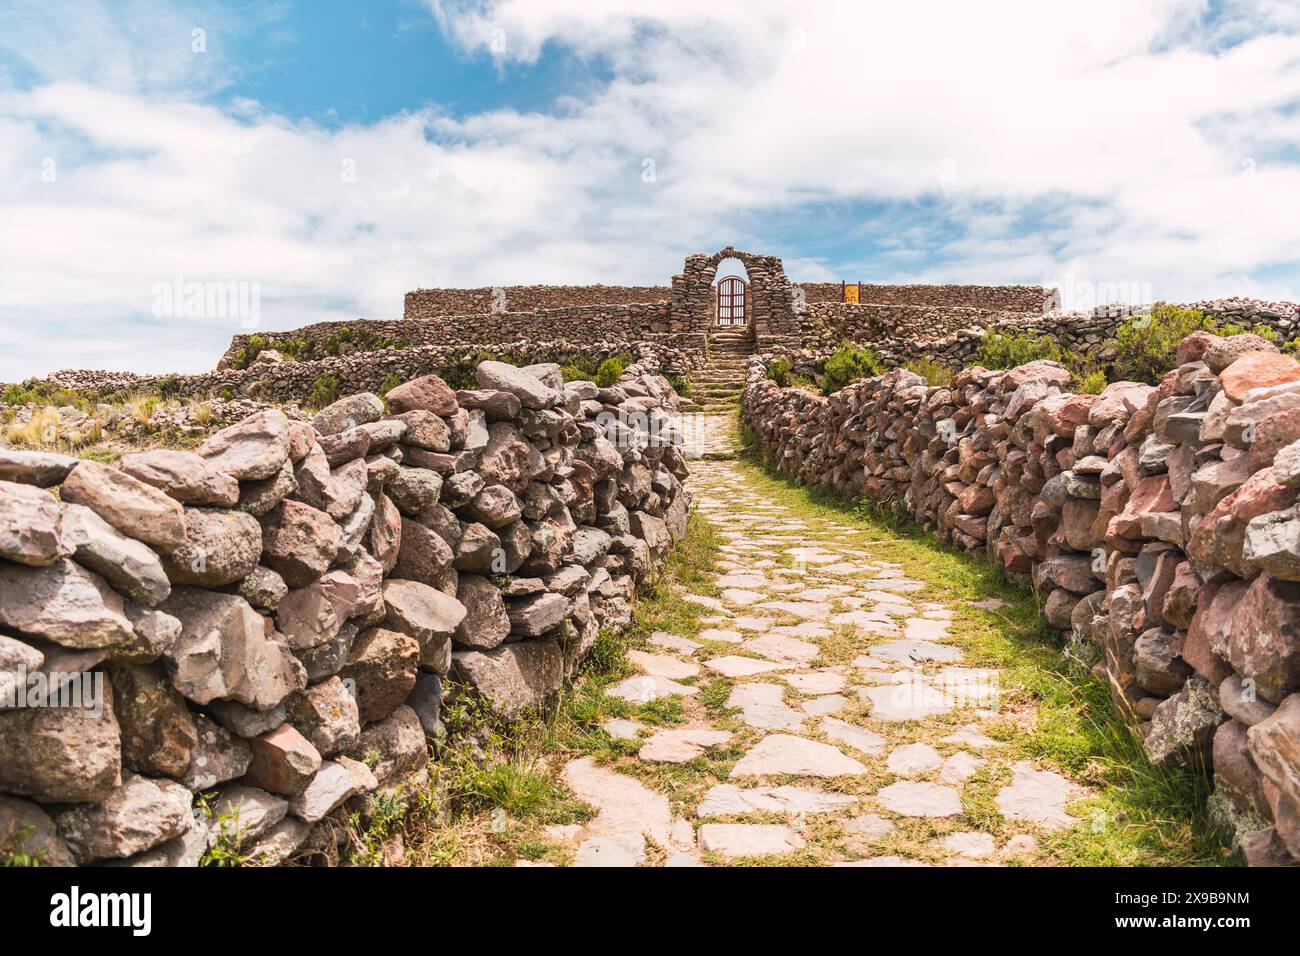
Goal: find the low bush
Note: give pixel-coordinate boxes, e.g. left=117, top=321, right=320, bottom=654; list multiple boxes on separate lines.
left=821, top=344, right=885, bottom=394
left=1111, top=304, right=1210, bottom=384
left=306, top=372, right=340, bottom=410
left=766, top=357, right=793, bottom=387
left=904, top=357, right=954, bottom=386
left=975, top=329, right=1064, bottom=370
left=594, top=357, right=625, bottom=388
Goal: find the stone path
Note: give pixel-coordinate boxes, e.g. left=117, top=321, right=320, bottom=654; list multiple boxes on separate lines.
left=549, top=417, right=1087, bottom=866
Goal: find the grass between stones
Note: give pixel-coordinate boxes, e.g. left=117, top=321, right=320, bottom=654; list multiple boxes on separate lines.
left=730, top=454, right=1236, bottom=867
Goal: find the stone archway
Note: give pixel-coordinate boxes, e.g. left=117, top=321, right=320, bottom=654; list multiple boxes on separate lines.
left=673, top=246, right=800, bottom=348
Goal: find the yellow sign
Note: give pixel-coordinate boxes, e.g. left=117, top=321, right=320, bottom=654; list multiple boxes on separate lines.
left=843, top=283, right=859, bottom=304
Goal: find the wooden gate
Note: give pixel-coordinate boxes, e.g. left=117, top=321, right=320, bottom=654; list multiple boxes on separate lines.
left=716, top=276, right=747, bottom=326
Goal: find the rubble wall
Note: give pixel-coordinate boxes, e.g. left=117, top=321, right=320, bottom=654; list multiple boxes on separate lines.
left=742, top=331, right=1300, bottom=866
left=0, top=360, right=691, bottom=866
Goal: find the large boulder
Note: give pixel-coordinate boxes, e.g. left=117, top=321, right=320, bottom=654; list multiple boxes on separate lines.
left=110, top=662, right=197, bottom=779
left=0, top=480, right=67, bottom=566
left=1219, top=574, right=1300, bottom=703
left=478, top=422, right=544, bottom=493
left=259, top=499, right=342, bottom=588
left=0, top=679, right=122, bottom=802
left=160, top=507, right=262, bottom=588
left=0, top=796, right=75, bottom=866
left=0, top=558, right=134, bottom=649
left=60, top=460, right=186, bottom=550
left=54, top=773, right=193, bottom=863
left=311, top=393, right=384, bottom=436
left=243, top=723, right=322, bottom=796
left=198, top=409, right=291, bottom=481
left=286, top=676, right=361, bottom=756
left=451, top=642, right=564, bottom=717
left=475, top=361, right=558, bottom=410
left=1247, top=694, right=1300, bottom=810
left=160, top=588, right=305, bottom=709
left=453, top=575, right=511, bottom=650
left=118, top=449, right=240, bottom=507
left=340, top=627, right=419, bottom=724
left=386, top=374, right=458, bottom=416
left=0, top=448, right=77, bottom=487
left=61, top=503, right=171, bottom=606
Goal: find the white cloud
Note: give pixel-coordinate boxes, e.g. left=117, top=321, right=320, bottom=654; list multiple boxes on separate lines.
left=1, top=0, right=1299, bottom=379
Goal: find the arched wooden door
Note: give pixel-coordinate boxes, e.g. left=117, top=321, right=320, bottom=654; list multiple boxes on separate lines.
left=716, top=276, right=747, bottom=326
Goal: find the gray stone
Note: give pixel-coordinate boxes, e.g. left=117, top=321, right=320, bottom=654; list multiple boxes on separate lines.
left=0, top=480, right=67, bottom=566
left=56, top=772, right=193, bottom=863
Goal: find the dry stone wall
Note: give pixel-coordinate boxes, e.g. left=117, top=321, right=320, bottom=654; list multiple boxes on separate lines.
left=404, top=284, right=672, bottom=320
left=48, top=338, right=702, bottom=404
left=797, top=282, right=1050, bottom=312
left=743, top=330, right=1300, bottom=867
left=220, top=305, right=695, bottom=372
left=0, top=360, right=690, bottom=866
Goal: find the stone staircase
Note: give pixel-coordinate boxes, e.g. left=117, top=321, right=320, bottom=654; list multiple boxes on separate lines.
left=679, top=328, right=754, bottom=414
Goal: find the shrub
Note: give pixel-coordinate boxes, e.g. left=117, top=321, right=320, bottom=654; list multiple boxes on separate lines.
left=157, top=374, right=182, bottom=399
left=903, top=357, right=953, bottom=386
left=821, top=344, right=885, bottom=394
left=306, top=373, right=340, bottom=410
left=1111, top=304, right=1210, bottom=385
left=975, top=329, right=1064, bottom=370
left=664, top=372, right=690, bottom=397
left=594, top=357, right=625, bottom=388
left=378, top=372, right=403, bottom=397
left=1071, top=368, right=1109, bottom=394
left=766, top=357, right=793, bottom=387
left=560, top=364, right=587, bottom=383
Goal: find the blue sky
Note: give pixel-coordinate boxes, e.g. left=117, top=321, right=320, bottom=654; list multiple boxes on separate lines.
left=2, top=0, right=1300, bottom=377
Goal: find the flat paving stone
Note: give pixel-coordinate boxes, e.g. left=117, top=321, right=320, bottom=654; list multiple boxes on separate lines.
left=606, top=675, right=699, bottom=704
left=903, top=618, right=950, bottom=640
left=842, top=813, right=894, bottom=842
left=941, top=725, right=1001, bottom=749
left=648, top=632, right=702, bottom=654
left=727, top=683, right=805, bottom=731
left=969, top=598, right=1008, bottom=610
left=819, top=716, right=885, bottom=755
left=721, top=588, right=767, bottom=607
left=639, top=728, right=733, bottom=764
left=859, top=682, right=953, bottom=722
left=627, top=649, right=701, bottom=680
left=886, top=743, right=943, bottom=776
left=697, top=784, right=857, bottom=817
left=939, top=831, right=996, bottom=859
left=755, top=600, right=832, bottom=620
left=876, top=781, right=963, bottom=818
left=698, top=628, right=743, bottom=644
left=705, top=655, right=790, bottom=677
left=602, top=718, right=644, bottom=741
left=681, top=593, right=729, bottom=613
left=872, top=639, right=964, bottom=665
left=995, top=762, right=1077, bottom=831
left=744, top=634, right=819, bottom=664
left=940, top=751, right=985, bottom=783
left=564, top=757, right=674, bottom=865
left=802, top=694, right=847, bottom=717
left=731, top=733, right=868, bottom=778
left=715, top=573, right=768, bottom=588
left=731, top=616, right=775, bottom=632
left=699, top=823, right=805, bottom=858
left=772, top=621, right=832, bottom=638
left=782, top=671, right=845, bottom=694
